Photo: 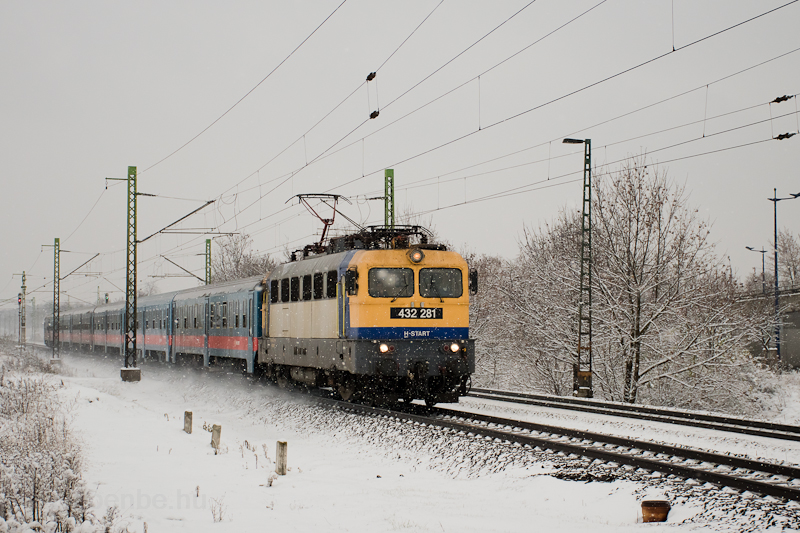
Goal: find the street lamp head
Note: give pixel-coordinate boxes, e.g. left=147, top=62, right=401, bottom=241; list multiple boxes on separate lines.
left=745, top=246, right=754, bottom=251
left=563, top=138, right=585, bottom=144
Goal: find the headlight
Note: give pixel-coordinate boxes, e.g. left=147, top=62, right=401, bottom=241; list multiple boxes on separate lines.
left=449, top=343, right=460, bottom=353
left=408, top=249, right=425, bottom=263
left=379, top=343, right=390, bottom=353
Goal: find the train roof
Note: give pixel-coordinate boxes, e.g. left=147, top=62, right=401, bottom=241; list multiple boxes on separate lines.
left=55, top=276, right=265, bottom=317
left=173, top=276, right=264, bottom=301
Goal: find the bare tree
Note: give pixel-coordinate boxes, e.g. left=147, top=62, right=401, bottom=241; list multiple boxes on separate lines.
left=211, top=234, right=277, bottom=283
left=773, top=230, right=800, bottom=291
left=592, top=157, right=760, bottom=406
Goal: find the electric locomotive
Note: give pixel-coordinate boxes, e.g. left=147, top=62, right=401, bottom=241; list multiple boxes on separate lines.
left=257, top=225, right=476, bottom=405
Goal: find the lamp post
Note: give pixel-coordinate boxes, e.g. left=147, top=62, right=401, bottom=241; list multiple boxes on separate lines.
left=767, top=188, right=800, bottom=362
left=745, top=246, right=767, bottom=294
left=563, top=137, right=592, bottom=397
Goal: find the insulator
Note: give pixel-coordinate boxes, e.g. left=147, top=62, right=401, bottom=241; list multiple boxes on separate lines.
left=775, top=132, right=796, bottom=140
left=772, top=95, right=794, bottom=104
left=370, top=110, right=380, bottom=119
left=366, top=72, right=376, bottom=82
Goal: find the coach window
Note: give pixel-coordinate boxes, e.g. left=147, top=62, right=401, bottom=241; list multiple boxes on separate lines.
left=313, top=272, right=324, bottom=299
left=270, top=280, right=279, bottom=303
left=419, top=268, right=463, bottom=298
left=302, top=274, right=312, bottom=301
left=281, top=278, right=290, bottom=303
left=235, top=301, right=240, bottom=328
left=368, top=268, right=414, bottom=298
left=222, top=302, right=228, bottom=328
left=326, top=270, right=338, bottom=298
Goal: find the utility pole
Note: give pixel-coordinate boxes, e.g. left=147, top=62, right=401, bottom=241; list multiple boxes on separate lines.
left=745, top=246, right=767, bottom=294
left=206, top=238, right=212, bottom=285
left=385, top=169, right=395, bottom=229
left=13, top=271, right=26, bottom=348
left=108, top=167, right=141, bottom=380
left=768, top=188, right=800, bottom=363
left=563, top=138, right=593, bottom=398
left=42, top=238, right=61, bottom=360
left=123, top=166, right=140, bottom=381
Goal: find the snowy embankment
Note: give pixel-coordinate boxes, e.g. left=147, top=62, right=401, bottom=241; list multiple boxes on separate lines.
left=5, top=347, right=800, bottom=532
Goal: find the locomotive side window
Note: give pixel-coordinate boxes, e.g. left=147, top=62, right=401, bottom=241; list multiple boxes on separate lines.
left=368, top=268, right=414, bottom=298
left=290, top=277, right=300, bottom=302
left=313, top=272, right=324, bottom=300
left=326, top=271, right=338, bottom=298
left=270, top=280, right=279, bottom=303
left=281, top=279, right=290, bottom=303
left=302, top=275, right=312, bottom=301
left=419, top=268, right=463, bottom=298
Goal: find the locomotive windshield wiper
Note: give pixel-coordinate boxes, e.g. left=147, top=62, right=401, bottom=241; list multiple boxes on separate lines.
left=429, top=278, right=444, bottom=303
left=390, top=278, right=409, bottom=303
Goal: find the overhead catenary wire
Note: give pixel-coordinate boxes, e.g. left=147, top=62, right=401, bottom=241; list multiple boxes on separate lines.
left=176, top=38, right=800, bottom=269
left=25, top=5, right=800, bottom=303
left=31, top=40, right=800, bottom=303
left=142, top=0, right=349, bottom=174
left=322, top=1, right=800, bottom=196
left=375, top=96, right=794, bottom=196
left=216, top=0, right=446, bottom=201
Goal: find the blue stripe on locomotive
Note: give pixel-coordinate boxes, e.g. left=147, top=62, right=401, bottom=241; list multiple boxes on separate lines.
left=346, top=327, right=469, bottom=340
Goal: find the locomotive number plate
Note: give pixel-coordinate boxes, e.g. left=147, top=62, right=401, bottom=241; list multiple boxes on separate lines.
left=390, top=307, right=442, bottom=319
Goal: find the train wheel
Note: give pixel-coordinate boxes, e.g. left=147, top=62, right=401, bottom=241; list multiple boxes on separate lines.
left=424, top=396, right=437, bottom=408
left=277, top=374, right=292, bottom=391
left=337, top=382, right=356, bottom=401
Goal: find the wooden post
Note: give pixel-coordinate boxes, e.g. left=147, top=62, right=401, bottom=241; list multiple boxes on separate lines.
left=276, top=441, right=287, bottom=475
left=184, top=411, right=192, bottom=434
left=211, top=424, right=221, bottom=451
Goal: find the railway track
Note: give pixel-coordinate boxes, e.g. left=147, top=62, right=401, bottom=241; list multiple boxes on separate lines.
left=469, top=388, right=800, bottom=442
left=318, top=396, right=800, bottom=503
left=29, top=345, right=800, bottom=503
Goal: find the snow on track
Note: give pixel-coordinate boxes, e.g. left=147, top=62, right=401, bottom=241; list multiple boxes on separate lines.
left=450, top=396, right=800, bottom=468
left=43, top=350, right=798, bottom=532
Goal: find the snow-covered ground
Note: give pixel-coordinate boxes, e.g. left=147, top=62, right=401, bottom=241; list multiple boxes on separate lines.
left=14, top=347, right=800, bottom=532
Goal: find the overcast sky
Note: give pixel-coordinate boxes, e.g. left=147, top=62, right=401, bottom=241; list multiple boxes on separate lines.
left=2, top=0, right=799, bottom=310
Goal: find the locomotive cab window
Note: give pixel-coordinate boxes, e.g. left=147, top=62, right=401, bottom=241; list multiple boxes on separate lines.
left=270, top=280, right=279, bottom=303
left=368, top=268, right=414, bottom=298
left=419, top=268, right=463, bottom=299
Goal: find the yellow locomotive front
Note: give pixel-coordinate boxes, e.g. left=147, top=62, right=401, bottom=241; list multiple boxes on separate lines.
left=342, top=246, right=475, bottom=404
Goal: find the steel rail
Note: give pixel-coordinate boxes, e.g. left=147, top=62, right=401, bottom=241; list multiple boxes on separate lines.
left=469, top=388, right=800, bottom=442
left=316, top=398, right=800, bottom=502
